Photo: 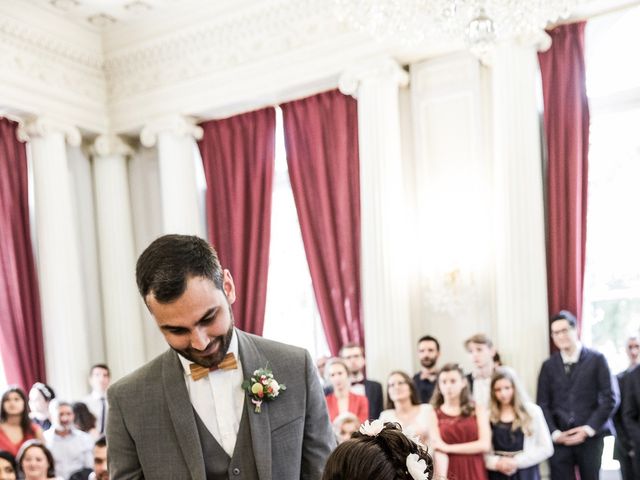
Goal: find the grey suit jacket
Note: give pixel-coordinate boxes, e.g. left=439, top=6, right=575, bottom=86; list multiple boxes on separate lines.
left=107, top=330, right=335, bottom=479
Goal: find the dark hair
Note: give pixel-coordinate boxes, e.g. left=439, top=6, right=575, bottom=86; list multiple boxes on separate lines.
left=418, top=335, right=440, bottom=351
left=430, top=363, right=475, bottom=417
left=339, top=343, right=364, bottom=357
left=550, top=310, right=577, bottom=329
left=136, top=234, right=224, bottom=303
left=0, top=450, right=17, bottom=474
left=72, top=402, right=96, bottom=433
left=1, top=387, right=34, bottom=436
left=322, top=422, right=433, bottom=480
left=94, top=436, right=107, bottom=448
left=386, top=371, right=420, bottom=410
left=89, top=364, right=110, bottom=376
left=30, top=383, right=55, bottom=402
left=17, top=440, right=56, bottom=478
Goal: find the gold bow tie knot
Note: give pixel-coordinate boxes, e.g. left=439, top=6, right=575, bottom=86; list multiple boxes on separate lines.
left=189, top=352, right=238, bottom=381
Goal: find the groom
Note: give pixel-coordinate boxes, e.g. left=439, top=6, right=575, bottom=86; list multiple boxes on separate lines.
left=107, top=234, right=335, bottom=479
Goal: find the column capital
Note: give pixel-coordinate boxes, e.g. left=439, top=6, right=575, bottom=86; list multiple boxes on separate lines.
left=140, top=115, right=204, bottom=148
left=339, top=57, right=409, bottom=98
left=17, top=116, right=81, bottom=146
left=91, top=134, right=134, bottom=157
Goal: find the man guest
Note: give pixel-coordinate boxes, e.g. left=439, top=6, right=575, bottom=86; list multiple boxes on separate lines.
left=107, top=234, right=335, bottom=479
left=413, top=335, right=440, bottom=403
left=537, top=310, right=618, bottom=480
left=339, top=343, right=383, bottom=420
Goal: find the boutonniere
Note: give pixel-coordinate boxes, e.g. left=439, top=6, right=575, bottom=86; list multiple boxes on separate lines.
left=242, top=365, right=286, bottom=413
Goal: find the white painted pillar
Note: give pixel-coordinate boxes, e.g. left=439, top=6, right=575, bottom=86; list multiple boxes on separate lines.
left=339, top=57, right=413, bottom=382
left=91, top=135, right=147, bottom=381
left=490, top=42, right=550, bottom=397
left=17, top=117, right=90, bottom=399
left=140, top=116, right=204, bottom=236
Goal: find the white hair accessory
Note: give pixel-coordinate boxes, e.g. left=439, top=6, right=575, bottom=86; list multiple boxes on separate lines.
left=406, top=453, right=429, bottom=480
left=359, top=419, right=385, bottom=436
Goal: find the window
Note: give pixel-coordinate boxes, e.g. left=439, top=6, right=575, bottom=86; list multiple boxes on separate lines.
left=262, top=107, right=330, bottom=361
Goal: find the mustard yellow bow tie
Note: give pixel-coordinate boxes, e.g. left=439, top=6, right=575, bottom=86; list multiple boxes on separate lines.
left=189, top=352, right=238, bottom=381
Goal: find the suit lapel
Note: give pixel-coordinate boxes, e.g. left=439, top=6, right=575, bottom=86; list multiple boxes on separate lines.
left=162, top=350, right=206, bottom=480
left=237, top=330, right=272, bottom=480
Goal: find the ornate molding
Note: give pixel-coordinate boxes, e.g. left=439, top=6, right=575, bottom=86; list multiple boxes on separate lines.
left=17, top=117, right=82, bottom=146
left=339, top=57, right=409, bottom=98
left=104, top=0, right=350, bottom=101
left=140, top=115, right=203, bottom=147
left=91, top=134, right=134, bottom=157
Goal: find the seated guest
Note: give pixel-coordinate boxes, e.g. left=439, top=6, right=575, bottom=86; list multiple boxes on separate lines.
left=43, top=401, right=93, bottom=480
left=430, top=363, right=491, bottom=480
left=28, top=384, right=55, bottom=432
left=380, top=371, right=436, bottom=445
left=485, top=367, right=553, bottom=479
left=0, top=450, right=17, bottom=480
left=16, top=440, right=62, bottom=480
left=340, top=343, right=384, bottom=419
left=464, top=333, right=497, bottom=407
left=614, top=336, right=639, bottom=480
left=332, top=413, right=360, bottom=444
left=88, top=436, right=107, bottom=480
left=322, top=421, right=433, bottom=480
left=71, top=403, right=98, bottom=439
left=0, top=387, right=43, bottom=457
left=325, top=357, right=369, bottom=423
left=413, top=335, right=441, bottom=404
left=537, top=310, right=618, bottom=480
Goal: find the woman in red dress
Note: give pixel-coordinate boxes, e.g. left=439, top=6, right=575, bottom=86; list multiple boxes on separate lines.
left=324, top=358, right=369, bottom=423
left=0, top=388, right=43, bottom=457
left=430, top=363, right=491, bottom=480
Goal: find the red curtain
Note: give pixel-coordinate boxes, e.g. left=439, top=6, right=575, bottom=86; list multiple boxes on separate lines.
left=197, top=108, right=275, bottom=335
left=539, top=22, right=590, bottom=333
left=0, top=117, right=46, bottom=389
left=281, top=90, right=363, bottom=355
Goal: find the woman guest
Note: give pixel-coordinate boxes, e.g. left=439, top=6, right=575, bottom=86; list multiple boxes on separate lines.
left=322, top=421, right=434, bottom=480
left=325, top=358, right=369, bottom=423
left=485, top=367, right=553, bottom=479
left=28, top=384, right=55, bottom=432
left=430, top=363, right=491, bottom=480
left=0, top=451, right=17, bottom=480
left=16, top=441, right=62, bottom=480
left=71, top=403, right=99, bottom=438
left=379, top=371, right=436, bottom=445
left=0, top=388, right=43, bottom=457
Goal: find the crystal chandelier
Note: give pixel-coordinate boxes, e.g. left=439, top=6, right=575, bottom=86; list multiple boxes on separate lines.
left=334, top=0, right=580, bottom=59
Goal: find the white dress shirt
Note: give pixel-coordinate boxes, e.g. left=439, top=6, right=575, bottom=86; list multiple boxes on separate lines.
left=83, top=391, right=108, bottom=433
left=472, top=376, right=491, bottom=408
left=178, top=329, right=245, bottom=456
left=43, top=428, right=94, bottom=480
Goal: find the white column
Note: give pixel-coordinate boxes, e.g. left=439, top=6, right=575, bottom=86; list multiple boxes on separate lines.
left=490, top=42, right=550, bottom=397
left=91, top=135, right=147, bottom=381
left=140, top=116, right=204, bottom=236
left=340, top=57, right=413, bottom=382
left=17, top=117, right=90, bottom=399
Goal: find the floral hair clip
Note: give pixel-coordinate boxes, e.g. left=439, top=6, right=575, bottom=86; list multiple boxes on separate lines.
left=406, top=453, right=430, bottom=480
left=359, top=419, right=385, bottom=436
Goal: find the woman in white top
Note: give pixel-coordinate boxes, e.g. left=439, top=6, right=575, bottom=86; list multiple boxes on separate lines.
left=379, top=371, right=436, bottom=445
left=485, top=367, right=554, bottom=479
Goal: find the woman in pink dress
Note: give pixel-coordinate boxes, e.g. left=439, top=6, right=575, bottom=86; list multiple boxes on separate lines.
left=430, top=363, right=491, bottom=480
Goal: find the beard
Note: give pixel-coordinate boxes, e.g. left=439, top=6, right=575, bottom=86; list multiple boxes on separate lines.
left=173, top=306, right=235, bottom=368
left=420, top=357, right=437, bottom=369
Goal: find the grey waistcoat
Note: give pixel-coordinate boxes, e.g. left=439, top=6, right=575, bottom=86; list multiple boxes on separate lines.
left=194, top=405, right=259, bottom=480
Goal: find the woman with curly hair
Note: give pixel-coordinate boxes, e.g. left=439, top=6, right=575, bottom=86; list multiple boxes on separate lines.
left=322, top=421, right=434, bottom=480
left=0, top=388, right=43, bottom=457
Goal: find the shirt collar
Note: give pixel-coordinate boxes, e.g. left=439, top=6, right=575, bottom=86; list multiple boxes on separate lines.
left=178, top=328, right=238, bottom=376
left=560, top=341, right=582, bottom=364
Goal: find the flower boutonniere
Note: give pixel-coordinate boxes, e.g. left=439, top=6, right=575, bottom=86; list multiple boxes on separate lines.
left=242, top=365, right=286, bottom=413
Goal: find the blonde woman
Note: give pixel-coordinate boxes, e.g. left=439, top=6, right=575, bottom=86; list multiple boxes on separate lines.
left=485, top=367, right=553, bottom=479
left=324, top=358, right=369, bottom=423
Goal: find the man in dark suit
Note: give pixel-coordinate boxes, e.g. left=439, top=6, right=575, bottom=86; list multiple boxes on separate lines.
left=339, top=343, right=384, bottom=419
left=614, top=336, right=639, bottom=480
left=412, top=335, right=440, bottom=403
left=537, top=310, right=619, bottom=480
left=622, top=336, right=640, bottom=476
left=107, top=235, right=335, bottom=479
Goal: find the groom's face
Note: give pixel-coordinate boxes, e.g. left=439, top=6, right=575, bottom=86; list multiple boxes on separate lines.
left=147, top=273, right=236, bottom=368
